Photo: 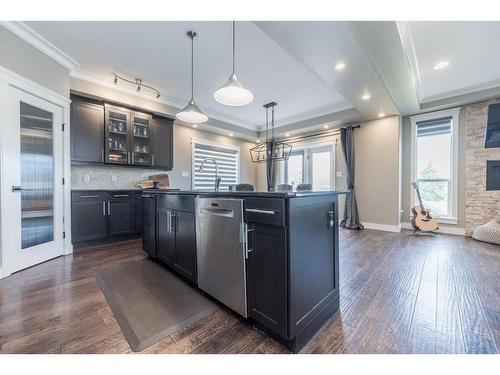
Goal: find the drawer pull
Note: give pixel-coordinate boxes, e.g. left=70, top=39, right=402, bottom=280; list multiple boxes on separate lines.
left=113, top=194, right=129, bottom=198
left=245, top=208, right=275, bottom=215
left=80, top=195, right=100, bottom=198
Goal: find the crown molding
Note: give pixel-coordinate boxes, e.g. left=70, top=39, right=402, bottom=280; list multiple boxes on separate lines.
left=0, top=21, right=80, bottom=71
left=70, top=68, right=259, bottom=132
left=396, top=21, right=423, bottom=104
left=265, top=101, right=354, bottom=130
left=420, top=78, right=500, bottom=104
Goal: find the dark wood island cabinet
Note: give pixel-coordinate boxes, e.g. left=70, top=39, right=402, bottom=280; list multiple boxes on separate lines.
left=143, top=190, right=345, bottom=352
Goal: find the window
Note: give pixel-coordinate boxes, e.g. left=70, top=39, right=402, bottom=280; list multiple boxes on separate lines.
left=192, top=139, right=239, bottom=191
left=284, top=151, right=304, bottom=188
left=410, top=108, right=459, bottom=222
left=285, top=144, right=334, bottom=191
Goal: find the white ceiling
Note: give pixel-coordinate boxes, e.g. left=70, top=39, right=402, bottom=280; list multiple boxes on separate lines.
left=403, top=21, right=500, bottom=103
left=14, top=21, right=500, bottom=137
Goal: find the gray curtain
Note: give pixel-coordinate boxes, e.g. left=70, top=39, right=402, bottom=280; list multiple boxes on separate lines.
left=340, top=127, right=363, bottom=230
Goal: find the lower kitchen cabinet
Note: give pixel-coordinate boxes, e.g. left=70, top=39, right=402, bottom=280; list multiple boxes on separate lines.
left=71, top=190, right=141, bottom=247
left=141, top=193, right=156, bottom=257
left=157, top=208, right=176, bottom=264
left=246, top=223, right=287, bottom=338
left=155, top=195, right=197, bottom=283
left=71, top=198, right=107, bottom=242
left=172, top=210, right=196, bottom=281
left=108, top=199, right=134, bottom=235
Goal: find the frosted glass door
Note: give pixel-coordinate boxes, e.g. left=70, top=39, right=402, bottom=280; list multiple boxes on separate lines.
left=0, top=84, right=64, bottom=276
left=20, top=102, right=54, bottom=249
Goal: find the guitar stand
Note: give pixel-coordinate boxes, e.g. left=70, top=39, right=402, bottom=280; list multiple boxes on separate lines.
left=412, top=228, right=439, bottom=236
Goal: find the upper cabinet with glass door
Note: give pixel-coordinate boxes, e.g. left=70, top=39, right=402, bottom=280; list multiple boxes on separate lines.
left=105, top=104, right=130, bottom=165
left=131, top=112, right=152, bottom=166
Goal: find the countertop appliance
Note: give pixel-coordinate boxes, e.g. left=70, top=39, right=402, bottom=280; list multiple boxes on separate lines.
left=195, top=197, right=249, bottom=317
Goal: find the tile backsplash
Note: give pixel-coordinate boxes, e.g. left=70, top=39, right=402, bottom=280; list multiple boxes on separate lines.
left=71, top=165, right=169, bottom=189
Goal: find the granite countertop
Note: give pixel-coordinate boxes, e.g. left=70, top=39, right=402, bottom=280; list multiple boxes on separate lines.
left=71, top=188, right=145, bottom=192
left=142, top=189, right=350, bottom=198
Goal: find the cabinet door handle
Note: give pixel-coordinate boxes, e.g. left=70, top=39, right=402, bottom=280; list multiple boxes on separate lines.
left=243, top=223, right=254, bottom=259
left=131, top=152, right=134, bottom=164
left=245, top=208, right=275, bottom=215
left=107, top=201, right=111, bottom=215
left=80, top=195, right=100, bottom=198
left=170, top=212, right=176, bottom=233
left=152, top=154, right=155, bottom=166
left=101, top=149, right=104, bottom=162
left=102, top=201, right=106, bottom=216
left=327, top=210, right=335, bottom=228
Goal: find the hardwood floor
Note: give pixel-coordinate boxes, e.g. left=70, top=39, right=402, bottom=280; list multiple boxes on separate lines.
left=1, top=229, right=499, bottom=354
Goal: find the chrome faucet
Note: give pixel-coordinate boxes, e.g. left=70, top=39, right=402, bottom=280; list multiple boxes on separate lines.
left=199, top=158, right=222, bottom=191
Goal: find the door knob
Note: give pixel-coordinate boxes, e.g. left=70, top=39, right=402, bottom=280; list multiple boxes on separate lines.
left=12, top=185, right=22, bottom=192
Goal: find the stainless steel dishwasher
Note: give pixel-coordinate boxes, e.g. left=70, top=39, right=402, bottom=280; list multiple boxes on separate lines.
left=195, top=197, right=248, bottom=317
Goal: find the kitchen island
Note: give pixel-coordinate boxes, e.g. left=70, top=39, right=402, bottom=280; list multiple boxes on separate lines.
left=141, top=189, right=347, bottom=352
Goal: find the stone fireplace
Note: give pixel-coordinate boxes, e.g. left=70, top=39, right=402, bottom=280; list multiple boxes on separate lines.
left=465, top=101, right=500, bottom=236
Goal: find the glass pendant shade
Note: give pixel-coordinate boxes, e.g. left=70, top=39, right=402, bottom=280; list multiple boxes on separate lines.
left=176, top=99, right=208, bottom=124
left=214, top=73, right=254, bottom=106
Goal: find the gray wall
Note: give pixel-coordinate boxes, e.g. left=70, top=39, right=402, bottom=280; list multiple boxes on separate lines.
left=0, top=27, right=70, bottom=97
left=354, top=116, right=402, bottom=227
left=401, top=108, right=466, bottom=231
left=70, top=78, right=258, bottom=190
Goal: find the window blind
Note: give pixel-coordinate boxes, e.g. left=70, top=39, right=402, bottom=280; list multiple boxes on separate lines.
left=192, top=142, right=239, bottom=191
left=416, top=116, right=452, bottom=137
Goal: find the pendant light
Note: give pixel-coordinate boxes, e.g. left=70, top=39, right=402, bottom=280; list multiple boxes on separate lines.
left=176, top=31, right=208, bottom=124
left=213, top=21, right=254, bottom=106
left=249, top=102, right=292, bottom=164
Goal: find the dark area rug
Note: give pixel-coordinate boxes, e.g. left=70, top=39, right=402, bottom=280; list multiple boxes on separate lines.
left=96, top=258, right=218, bottom=351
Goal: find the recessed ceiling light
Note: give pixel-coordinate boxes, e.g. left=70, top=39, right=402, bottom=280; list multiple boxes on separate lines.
left=229, top=133, right=234, bottom=137
left=285, top=133, right=290, bottom=137
left=323, top=125, right=329, bottom=129
left=334, top=62, right=345, bottom=71
left=361, top=93, right=371, bottom=101
left=378, top=113, right=385, bottom=118
left=256, top=139, right=260, bottom=143
left=192, top=124, right=198, bottom=128
left=433, top=61, right=450, bottom=70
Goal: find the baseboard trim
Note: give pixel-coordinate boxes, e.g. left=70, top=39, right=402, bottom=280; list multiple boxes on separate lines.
left=401, top=222, right=466, bottom=236
left=361, top=222, right=402, bottom=233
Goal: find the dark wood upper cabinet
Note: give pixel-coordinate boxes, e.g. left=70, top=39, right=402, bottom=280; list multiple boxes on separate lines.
left=151, top=116, right=173, bottom=170
left=71, top=95, right=174, bottom=169
left=104, top=104, right=131, bottom=165
left=131, top=111, right=153, bottom=166
left=70, top=100, right=104, bottom=163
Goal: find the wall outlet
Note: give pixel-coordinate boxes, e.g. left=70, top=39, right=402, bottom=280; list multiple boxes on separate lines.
left=181, top=171, right=189, bottom=177
left=83, top=174, right=90, bottom=183
left=111, top=175, right=117, bottom=182
left=336, top=171, right=342, bottom=178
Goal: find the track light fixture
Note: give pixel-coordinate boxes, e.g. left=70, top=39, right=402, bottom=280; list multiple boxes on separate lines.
left=112, top=73, right=161, bottom=99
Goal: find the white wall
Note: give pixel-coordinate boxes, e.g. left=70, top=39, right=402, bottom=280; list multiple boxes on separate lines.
left=354, top=116, right=402, bottom=230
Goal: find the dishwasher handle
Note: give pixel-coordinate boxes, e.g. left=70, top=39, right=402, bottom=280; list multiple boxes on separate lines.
left=200, top=207, right=234, bottom=218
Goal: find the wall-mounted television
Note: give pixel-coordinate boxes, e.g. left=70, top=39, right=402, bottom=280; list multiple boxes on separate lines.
left=485, top=103, right=500, bottom=148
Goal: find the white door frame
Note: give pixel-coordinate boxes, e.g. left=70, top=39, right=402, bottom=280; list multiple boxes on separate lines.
left=0, top=65, right=72, bottom=279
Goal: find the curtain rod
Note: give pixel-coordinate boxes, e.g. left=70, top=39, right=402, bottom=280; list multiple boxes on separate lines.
left=279, top=124, right=360, bottom=143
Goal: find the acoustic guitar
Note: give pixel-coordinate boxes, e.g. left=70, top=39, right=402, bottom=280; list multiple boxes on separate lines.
left=411, top=182, right=439, bottom=232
